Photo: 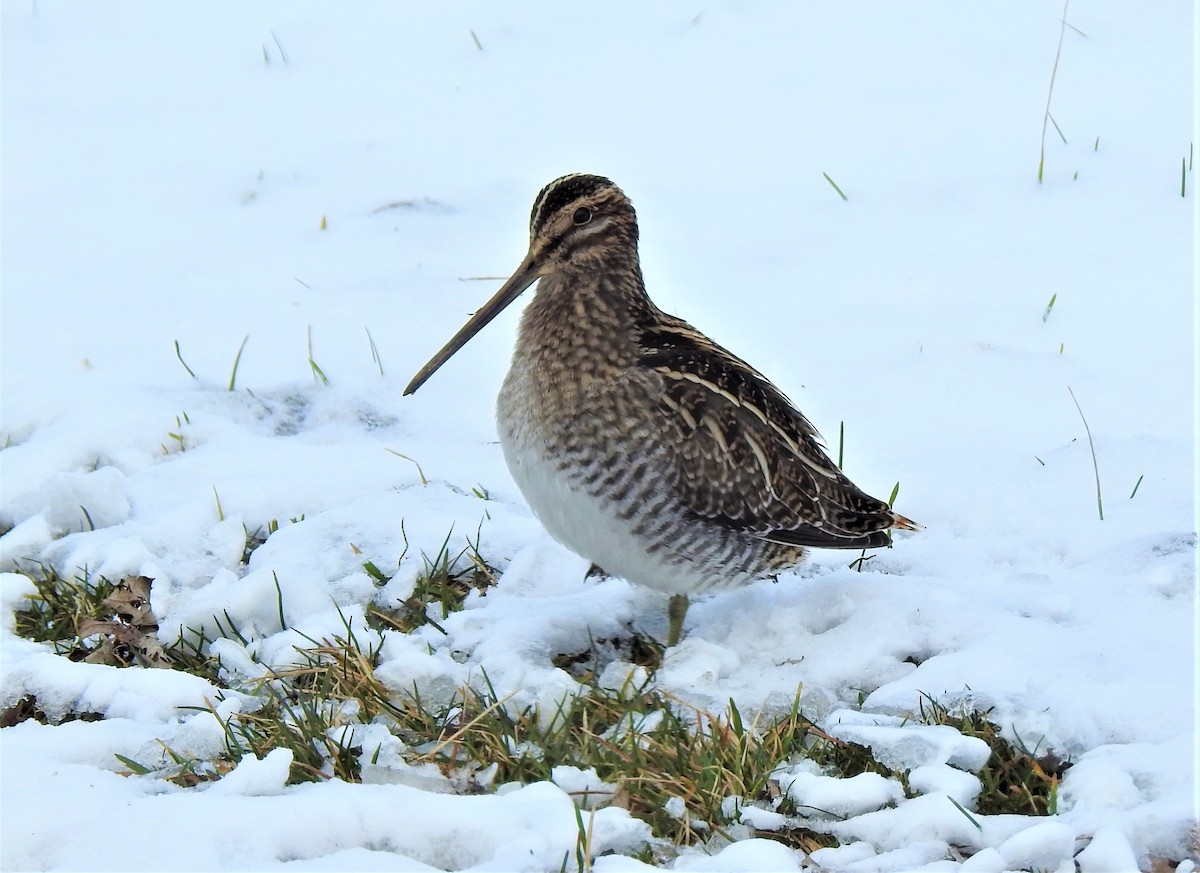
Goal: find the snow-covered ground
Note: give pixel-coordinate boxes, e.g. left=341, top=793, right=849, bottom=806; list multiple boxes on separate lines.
left=2, top=2, right=1196, bottom=870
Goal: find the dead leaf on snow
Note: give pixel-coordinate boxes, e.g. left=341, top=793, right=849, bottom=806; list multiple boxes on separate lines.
left=77, top=576, right=167, bottom=668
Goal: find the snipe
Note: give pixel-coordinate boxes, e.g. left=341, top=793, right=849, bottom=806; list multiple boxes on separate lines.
left=405, top=174, right=919, bottom=646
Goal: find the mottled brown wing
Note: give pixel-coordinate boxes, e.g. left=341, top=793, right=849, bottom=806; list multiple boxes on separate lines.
left=639, top=315, right=901, bottom=549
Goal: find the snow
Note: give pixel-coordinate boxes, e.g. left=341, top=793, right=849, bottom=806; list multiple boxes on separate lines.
left=208, top=748, right=294, bottom=796
left=908, top=764, right=983, bottom=808
left=994, top=821, right=1076, bottom=871
left=774, top=759, right=905, bottom=818
left=1075, top=826, right=1142, bottom=873
left=2, top=1, right=1196, bottom=871
left=821, top=709, right=993, bottom=772
left=551, top=764, right=620, bottom=808
left=672, top=839, right=803, bottom=872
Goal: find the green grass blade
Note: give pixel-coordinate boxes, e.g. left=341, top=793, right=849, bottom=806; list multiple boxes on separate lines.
left=1038, top=0, right=1071, bottom=181
left=822, top=172, right=848, bottom=201
left=307, top=326, right=329, bottom=385
left=1067, top=386, right=1103, bottom=520
left=365, top=326, right=384, bottom=376
left=227, top=335, right=249, bottom=391
left=174, top=340, right=198, bottom=379
left=114, top=754, right=152, bottom=775
left=947, top=795, right=983, bottom=831
left=1048, top=113, right=1067, bottom=145
left=272, top=571, right=287, bottom=631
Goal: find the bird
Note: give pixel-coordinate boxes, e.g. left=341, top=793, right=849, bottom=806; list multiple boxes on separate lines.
left=404, top=174, right=919, bottom=646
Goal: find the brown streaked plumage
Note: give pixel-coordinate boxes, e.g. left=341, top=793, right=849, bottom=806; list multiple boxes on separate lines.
left=405, top=174, right=920, bottom=645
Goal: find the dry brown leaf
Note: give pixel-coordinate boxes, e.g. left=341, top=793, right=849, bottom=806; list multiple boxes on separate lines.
left=77, top=577, right=167, bottom=669
left=102, top=575, right=157, bottom=630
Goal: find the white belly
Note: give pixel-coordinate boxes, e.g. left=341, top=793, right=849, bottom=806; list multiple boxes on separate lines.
left=499, top=425, right=704, bottom=595
left=497, top=372, right=705, bottom=595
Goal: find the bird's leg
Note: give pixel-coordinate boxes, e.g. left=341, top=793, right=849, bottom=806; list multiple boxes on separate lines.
left=667, top=593, right=689, bottom=647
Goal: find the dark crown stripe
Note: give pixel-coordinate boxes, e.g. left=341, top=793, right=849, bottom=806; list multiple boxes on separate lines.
left=530, top=173, right=610, bottom=233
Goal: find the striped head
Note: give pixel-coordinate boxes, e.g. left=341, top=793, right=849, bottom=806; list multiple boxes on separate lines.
left=526, top=174, right=640, bottom=276
left=404, top=173, right=641, bottom=395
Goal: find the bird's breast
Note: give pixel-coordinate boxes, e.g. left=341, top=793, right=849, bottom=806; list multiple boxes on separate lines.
left=496, top=336, right=701, bottom=592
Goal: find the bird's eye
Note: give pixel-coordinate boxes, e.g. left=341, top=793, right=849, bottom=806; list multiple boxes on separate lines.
left=572, top=206, right=592, bottom=225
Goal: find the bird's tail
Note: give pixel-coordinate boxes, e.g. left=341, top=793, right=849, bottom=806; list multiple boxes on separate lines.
left=890, top=512, right=923, bottom=532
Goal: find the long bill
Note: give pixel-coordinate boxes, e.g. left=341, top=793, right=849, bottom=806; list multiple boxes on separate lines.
left=403, top=252, right=541, bottom=396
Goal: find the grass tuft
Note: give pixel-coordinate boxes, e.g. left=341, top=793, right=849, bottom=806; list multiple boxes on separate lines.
left=367, top=525, right=497, bottom=635
left=162, top=411, right=192, bottom=455
left=13, top=564, right=117, bottom=651
left=919, top=695, right=1069, bottom=815
left=385, top=677, right=831, bottom=846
